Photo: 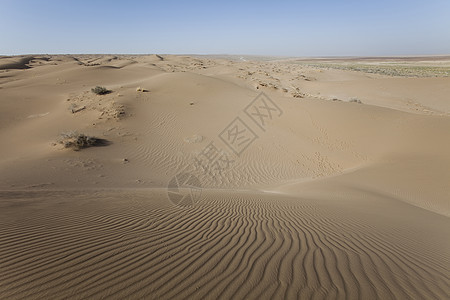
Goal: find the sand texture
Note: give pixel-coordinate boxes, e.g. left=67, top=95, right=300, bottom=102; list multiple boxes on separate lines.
left=0, top=54, right=449, bottom=299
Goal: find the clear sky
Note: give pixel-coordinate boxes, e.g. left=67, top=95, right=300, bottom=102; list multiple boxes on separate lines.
left=1, top=0, right=449, bottom=56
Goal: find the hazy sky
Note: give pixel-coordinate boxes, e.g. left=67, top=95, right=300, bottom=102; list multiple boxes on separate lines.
left=1, top=0, right=449, bottom=56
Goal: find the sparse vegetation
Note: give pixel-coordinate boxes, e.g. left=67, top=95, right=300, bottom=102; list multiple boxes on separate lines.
left=57, top=131, right=108, bottom=151
left=295, top=62, right=450, bottom=77
left=349, top=98, right=362, bottom=104
left=136, top=87, right=149, bottom=92
left=91, top=86, right=111, bottom=95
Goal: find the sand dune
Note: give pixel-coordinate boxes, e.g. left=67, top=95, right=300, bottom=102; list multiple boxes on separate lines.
left=0, top=190, right=448, bottom=299
left=0, top=54, right=449, bottom=299
left=0, top=56, right=36, bottom=70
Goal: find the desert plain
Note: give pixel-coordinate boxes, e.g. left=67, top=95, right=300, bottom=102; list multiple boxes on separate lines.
left=0, top=54, right=449, bottom=299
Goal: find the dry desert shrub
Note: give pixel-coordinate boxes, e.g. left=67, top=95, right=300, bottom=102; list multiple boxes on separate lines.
left=136, top=86, right=149, bottom=92
left=91, top=86, right=111, bottom=95
left=57, top=131, right=108, bottom=151
left=349, top=97, right=362, bottom=104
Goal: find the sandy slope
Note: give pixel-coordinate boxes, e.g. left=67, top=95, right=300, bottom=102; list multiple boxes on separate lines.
left=0, top=55, right=449, bottom=299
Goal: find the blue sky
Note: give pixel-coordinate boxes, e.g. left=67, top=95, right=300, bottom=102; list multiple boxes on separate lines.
left=1, top=0, right=449, bottom=56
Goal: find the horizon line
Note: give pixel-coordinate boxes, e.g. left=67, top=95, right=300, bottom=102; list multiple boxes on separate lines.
left=2, top=53, right=450, bottom=58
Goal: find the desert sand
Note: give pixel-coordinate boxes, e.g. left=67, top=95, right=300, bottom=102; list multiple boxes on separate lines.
left=0, top=54, right=449, bottom=299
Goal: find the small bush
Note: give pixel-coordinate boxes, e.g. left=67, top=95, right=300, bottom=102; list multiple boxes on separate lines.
left=136, top=86, right=149, bottom=92
left=58, top=131, right=108, bottom=151
left=91, top=86, right=111, bottom=95
left=349, top=97, right=362, bottom=104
